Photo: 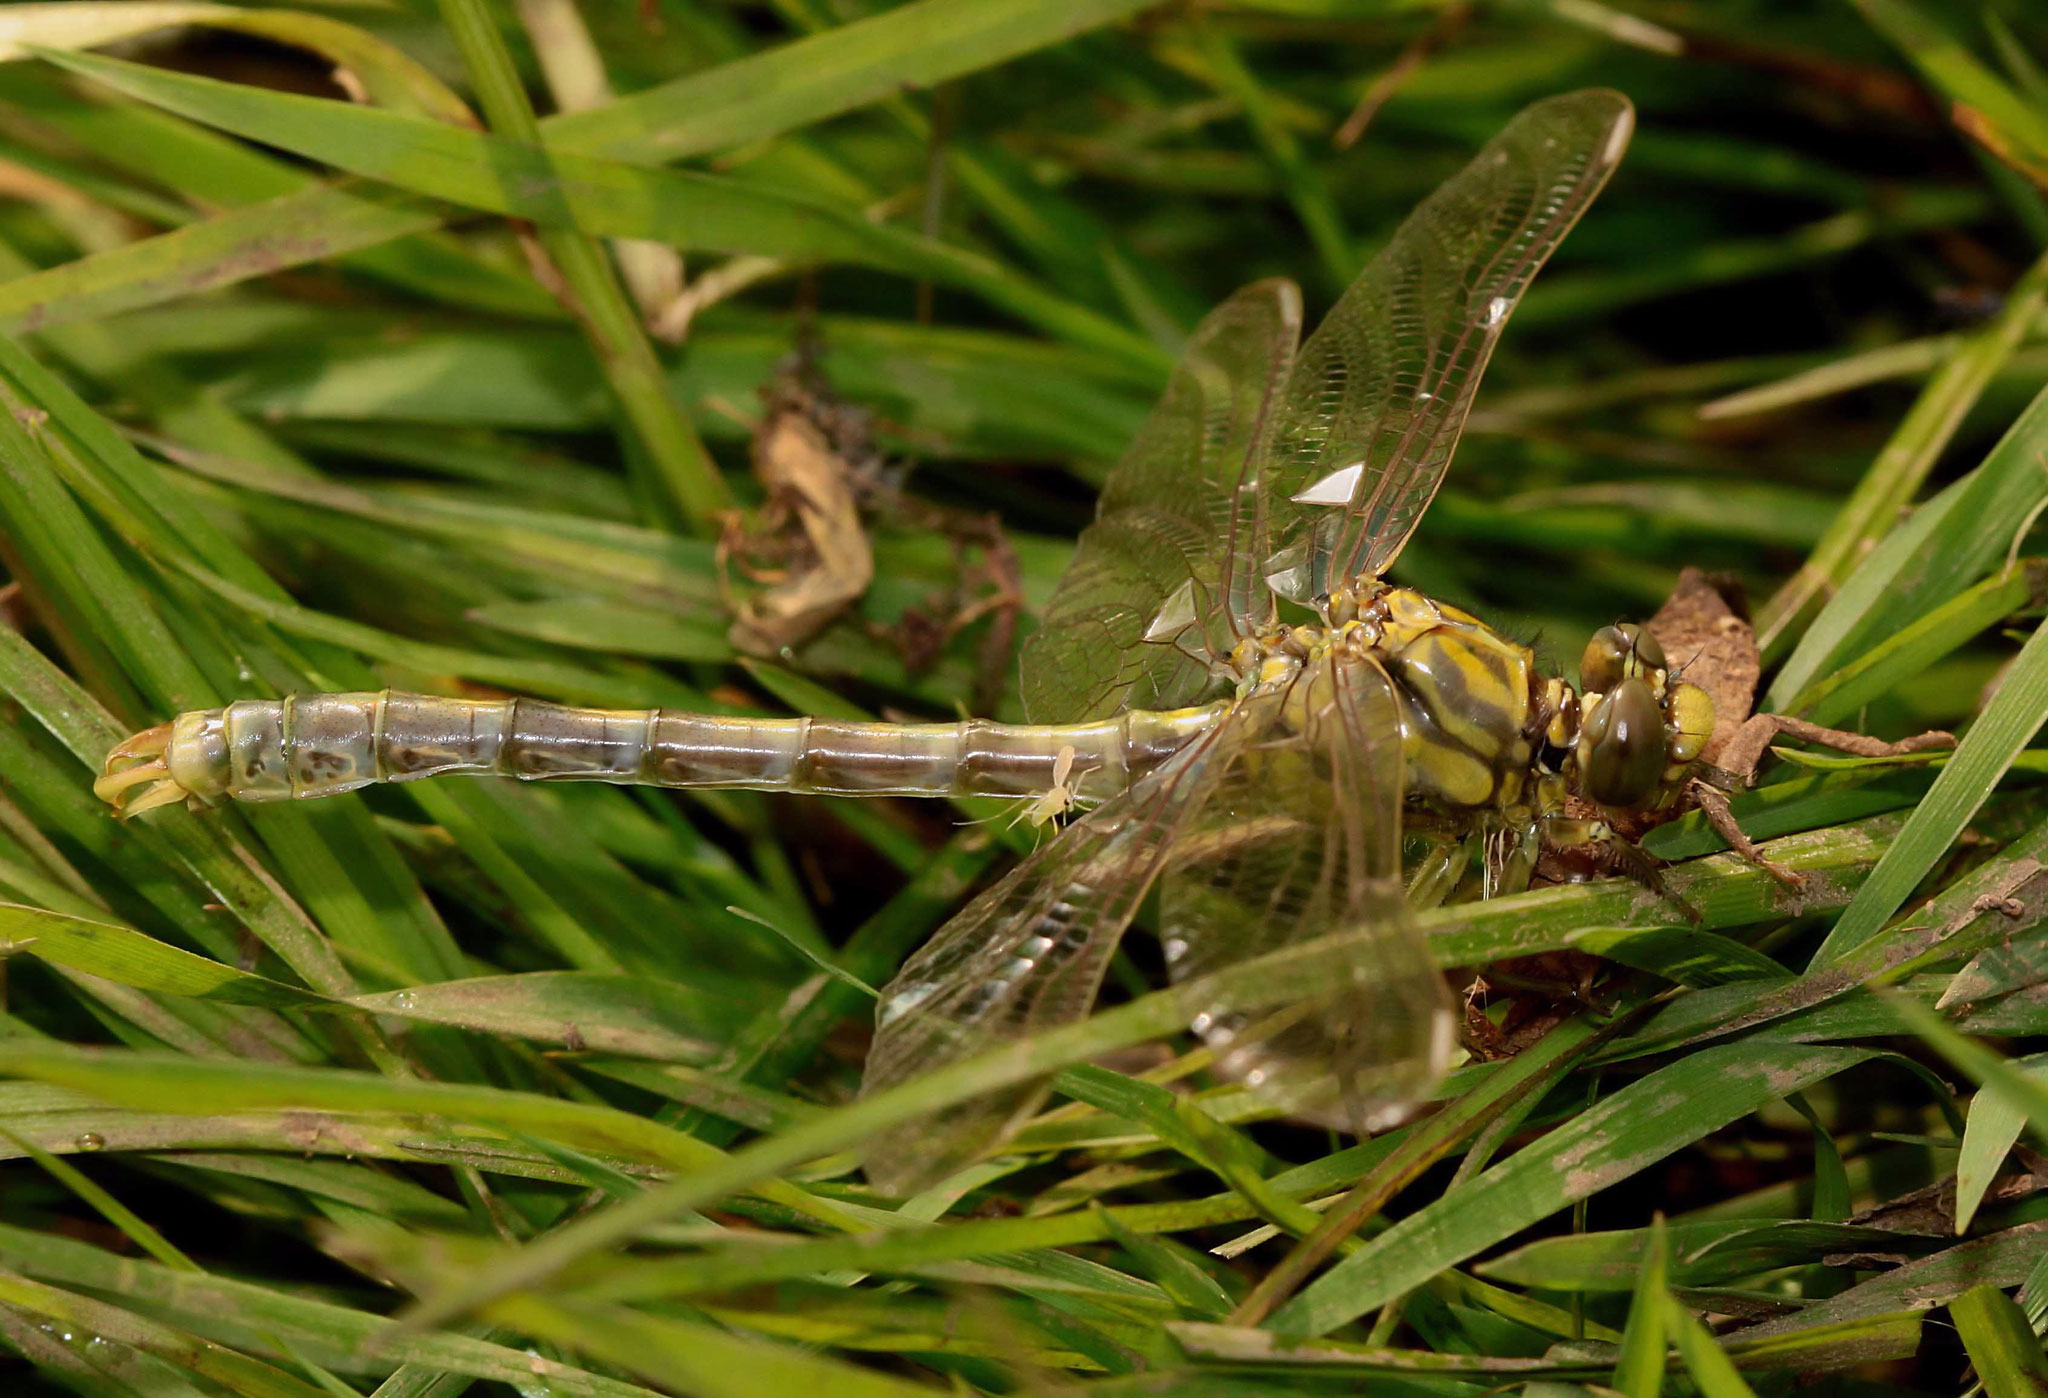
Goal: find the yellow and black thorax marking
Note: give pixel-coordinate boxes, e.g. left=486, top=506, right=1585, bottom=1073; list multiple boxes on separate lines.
left=1370, top=587, right=1538, bottom=812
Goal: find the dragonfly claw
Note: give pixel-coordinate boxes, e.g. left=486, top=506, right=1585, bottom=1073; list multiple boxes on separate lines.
left=94, top=724, right=190, bottom=817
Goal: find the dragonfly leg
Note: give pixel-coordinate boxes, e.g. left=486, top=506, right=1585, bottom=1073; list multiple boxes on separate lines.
left=1687, top=778, right=1805, bottom=890
left=1490, top=821, right=1538, bottom=898
left=1710, top=713, right=1955, bottom=788
left=1407, top=836, right=1472, bottom=909
left=1538, top=814, right=1698, bottom=922
left=1684, top=712, right=1950, bottom=891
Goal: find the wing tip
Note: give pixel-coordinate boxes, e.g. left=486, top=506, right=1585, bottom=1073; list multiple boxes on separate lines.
left=1599, top=94, right=1636, bottom=169
left=1525, top=87, right=1636, bottom=170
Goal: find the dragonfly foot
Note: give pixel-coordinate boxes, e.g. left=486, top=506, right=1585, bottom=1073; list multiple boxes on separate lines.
left=94, top=724, right=192, bottom=817
left=1688, top=778, right=1805, bottom=892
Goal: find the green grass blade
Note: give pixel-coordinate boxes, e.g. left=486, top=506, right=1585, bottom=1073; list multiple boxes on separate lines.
left=434, top=0, right=725, bottom=533
left=0, top=905, right=326, bottom=1009
left=1955, top=1054, right=2048, bottom=1234
left=0, top=181, right=447, bottom=335
left=1266, top=1044, right=1874, bottom=1336
left=1770, top=381, right=2048, bottom=714
left=1758, top=246, right=2048, bottom=657
left=1810, top=613, right=2048, bottom=965
left=31, top=46, right=1166, bottom=372
left=0, top=1267, right=327, bottom=1398
left=0, top=1042, right=859, bottom=1230
left=1855, top=0, right=2048, bottom=187
left=1666, top=1293, right=1760, bottom=1397
left=1952, top=1283, right=2048, bottom=1398
left=485, top=1293, right=939, bottom=1398
left=0, top=2, right=469, bottom=121
left=1795, top=561, right=2048, bottom=727
left=343, top=971, right=762, bottom=1062
left=545, top=0, right=1158, bottom=163
left=1186, top=22, right=1351, bottom=290
left=0, top=1222, right=663, bottom=1397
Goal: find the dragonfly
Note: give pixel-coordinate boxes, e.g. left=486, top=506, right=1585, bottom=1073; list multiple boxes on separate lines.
left=99, top=89, right=1709, bottom=1195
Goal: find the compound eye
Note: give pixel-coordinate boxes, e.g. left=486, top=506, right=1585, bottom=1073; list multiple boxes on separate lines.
left=1580, top=626, right=1631, bottom=693
left=1580, top=623, right=1665, bottom=693
left=1668, top=681, right=1715, bottom=765
left=1580, top=677, right=1665, bottom=807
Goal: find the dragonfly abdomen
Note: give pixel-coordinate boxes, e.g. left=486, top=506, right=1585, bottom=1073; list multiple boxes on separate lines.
left=106, top=691, right=1230, bottom=810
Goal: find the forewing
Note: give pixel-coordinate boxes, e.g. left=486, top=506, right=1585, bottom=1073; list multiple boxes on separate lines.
left=1164, top=655, right=1451, bottom=1128
left=1258, top=90, right=1633, bottom=603
left=860, top=707, right=1256, bottom=1195
left=1019, top=281, right=1301, bottom=723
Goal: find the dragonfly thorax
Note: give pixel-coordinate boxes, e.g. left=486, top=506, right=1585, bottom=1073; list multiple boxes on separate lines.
left=1221, top=584, right=1716, bottom=821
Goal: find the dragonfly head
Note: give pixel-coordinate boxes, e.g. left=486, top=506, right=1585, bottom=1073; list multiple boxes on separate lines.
left=1574, top=624, right=1715, bottom=808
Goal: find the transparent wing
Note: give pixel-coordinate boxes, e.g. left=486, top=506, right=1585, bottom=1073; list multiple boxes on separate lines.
left=859, top=703, right=1263, bottom=1195
left=1259, top=90, right=1633, bottom=604
left=1164, top=654, right=1451, bottom=1128
left=1019, top=281, right=1301, bottom=723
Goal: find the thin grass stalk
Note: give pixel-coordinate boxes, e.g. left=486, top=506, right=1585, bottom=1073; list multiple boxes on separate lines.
left=1758, top=244, right=2048, bottom=657
left=432, top=0, right=729, bottom=533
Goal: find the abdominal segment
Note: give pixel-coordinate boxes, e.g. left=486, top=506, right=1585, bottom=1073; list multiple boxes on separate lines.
left=115, top=691, right=1228, bottom=809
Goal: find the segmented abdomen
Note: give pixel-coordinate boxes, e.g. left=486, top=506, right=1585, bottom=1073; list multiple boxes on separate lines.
left=159, top=692, right=1227, bottom=805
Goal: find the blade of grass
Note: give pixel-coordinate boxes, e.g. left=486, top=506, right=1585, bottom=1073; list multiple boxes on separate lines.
left=1955, top=1054, right=2048, bottom=1234
left=396, top=923, right=1466, bottom=1325
left=1186, top=21, right=1351, bottom=290
left=1854, top=0, right=2048, bottom=188
left=1953, top=1283, right=2048, bottom=1398
left=1737, top=1222, right=2047, bottom=1346
left=545, top=0, right=1156, bottom=163
left=0, top=0, right=1176, bottom=345
left=1265, top=1044, right=1875, bottom=1336
left=1620, top=806, right=2048, bottom=1058
left=0, top=1042, right=860, bottom=1230
left=1613, top=1215, right=1668, bottom=1395
left=1666, top=1292, right=1761, bottom=1396
left=29, top=47, right=1167, bottom=372
left=0, top=905, right=327, bottom=1011
left=1482, top=1220, right=1947, bottom=1291
left=0, top=1268, right=326, bottom=1398
left=344, top=972, right=756, bottom=1062
left=1769, top=381, right=2048, bottom=714
left=485, top=1292, right=939, bottom=1398
left=0, top=1222, right=662, bottom=1396
left=513, top=0, right=680, bottom=318
left=1517, top=191, right=1993, bottom=332
left=1698, top=327, right=2044, bottom=421
left=1112, top=1322, right=1606, bottom=1380
left=1758, top=246, right=2048, bottom=658
left=433, top=0, right=725, bottom=533
left=0, top=3, right=470, bottom=121
left=1794, top=560, right=2048, bottom=728
left=1881, top=991, right=2048, bottom=1148
left=0, top=1127, right=195, bottom=1274
left=0, top=179, right=453, bottom=342
left=0, top=63, right=556, bottom=316
left=1229, top=1017, right=1605, bottom=1326
left=1809, top=611, right=2048, bottom=965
